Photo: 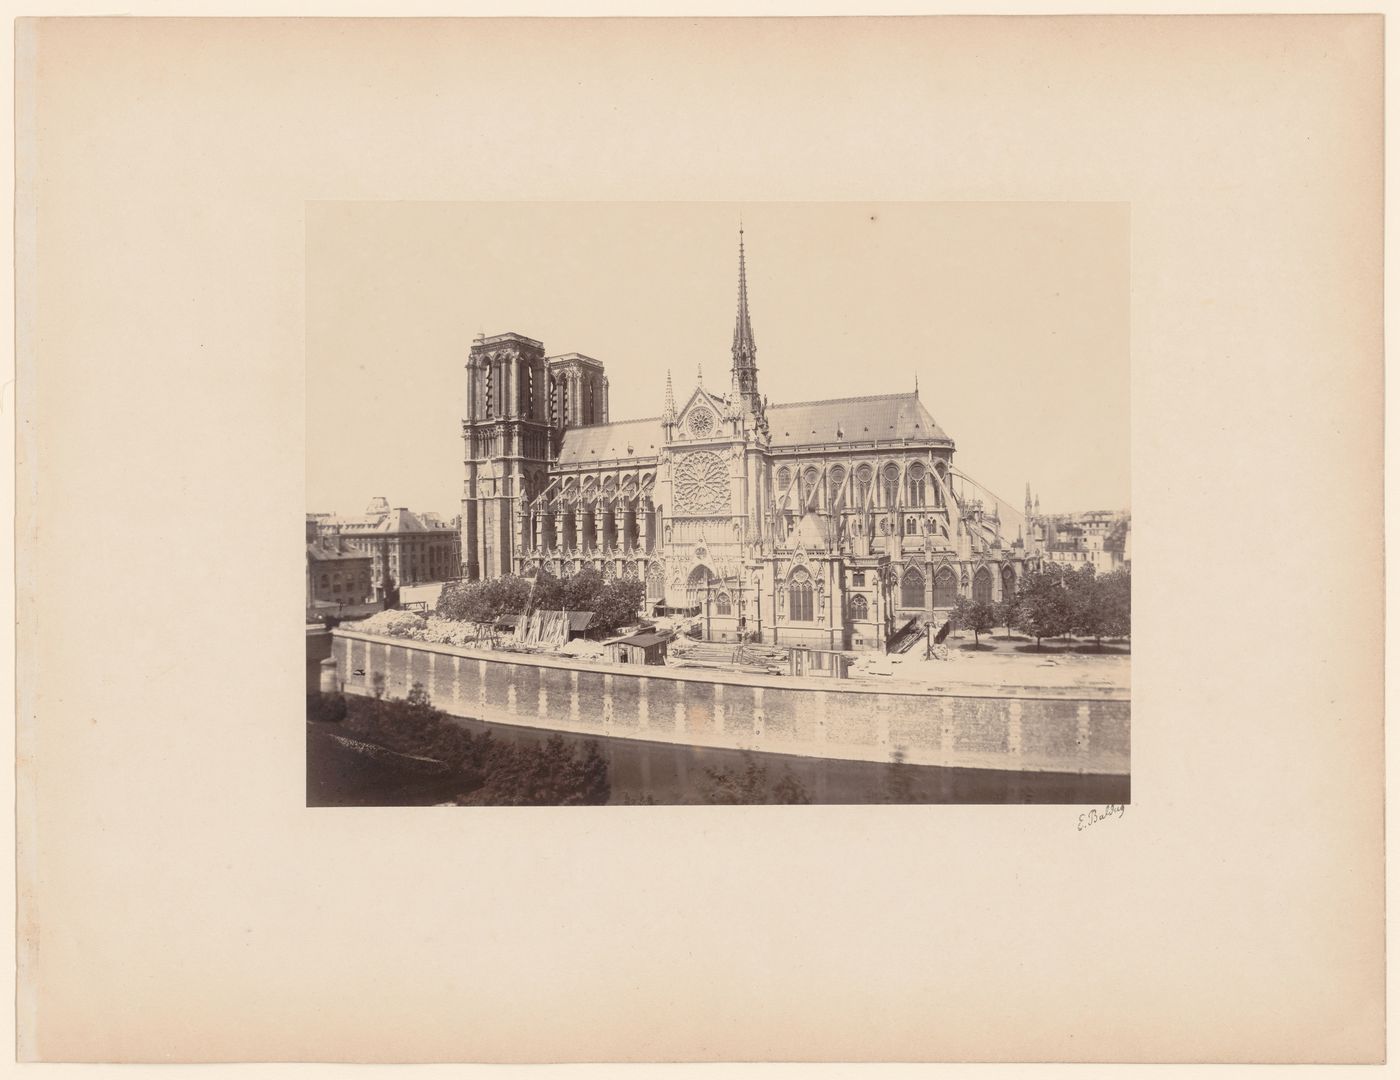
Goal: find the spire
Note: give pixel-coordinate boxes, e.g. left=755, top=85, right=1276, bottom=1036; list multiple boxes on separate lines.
left=730, top=224, right=760, bottom=413
left=733, top=226, right=756, bottom=359
left=696, top=362, right=703, bottom=389
left=662, top=368, right=676, bottom=422
left=914, top=371, right=920, bottom=395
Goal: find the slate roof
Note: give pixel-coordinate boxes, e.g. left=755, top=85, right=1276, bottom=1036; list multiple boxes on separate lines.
left=556, top=418, right=665, bottom=465
left=553, top=392, right=948, bottom=465
left=767, top=392, right=950, bottom=447
left=307, top=541, right=372, bottom=563
left=370, top=508, right=455, bottom=533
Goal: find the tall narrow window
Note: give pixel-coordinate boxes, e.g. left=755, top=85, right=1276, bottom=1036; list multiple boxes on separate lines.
left=849, top=593, right=869, bottom=620
left=788, top=570, right=814, bottom=622
left=900, top=566, right=925, bottom=607
left=908, top=463, right=926, bottom=506
left=829, top=465, right=846, bottom=509
left=883, top=463, right=900, bottom=507
left=973, top=567, right=993, bottom=605
left=934, top=566, right=958, bottom=607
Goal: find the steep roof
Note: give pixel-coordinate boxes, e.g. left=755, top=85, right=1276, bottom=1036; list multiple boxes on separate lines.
left=766, top=392, right=950, bottom=447
left=307, top=541, right=372, bottom=563
left=374, top=508, right=454, bottom=533
left=552, top=392, right=948, bottom=465
left=556, top=417, right=665, bottom=466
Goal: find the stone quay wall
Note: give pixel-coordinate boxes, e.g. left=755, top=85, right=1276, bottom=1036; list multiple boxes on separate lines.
left=327, top=629, right=1130, bottom=775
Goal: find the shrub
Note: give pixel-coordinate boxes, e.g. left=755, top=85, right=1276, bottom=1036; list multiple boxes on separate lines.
left=306, top=691, right=347, bottom=724
left=698, top=755, right=811, bottom=804
left=330, top=683, right=612, bottom=805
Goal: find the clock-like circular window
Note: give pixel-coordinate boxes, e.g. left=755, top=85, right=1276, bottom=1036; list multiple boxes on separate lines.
left=688, top=409, right=715, bottom=437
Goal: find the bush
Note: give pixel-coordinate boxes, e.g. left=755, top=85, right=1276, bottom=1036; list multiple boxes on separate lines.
left=307, top=691, right=347, bottom=724
left=435, top=570, right=644, bottom=639
left=328, top=683, right=612, bottom=805
left=698, top=755, right=811, bottom=804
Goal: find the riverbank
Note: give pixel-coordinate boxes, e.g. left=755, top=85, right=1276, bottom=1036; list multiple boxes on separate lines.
left=307, top=718, right=1130, bottom=806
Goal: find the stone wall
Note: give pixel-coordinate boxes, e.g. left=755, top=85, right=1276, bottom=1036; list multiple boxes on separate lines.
left=327, top=629, right=1129, bottom=775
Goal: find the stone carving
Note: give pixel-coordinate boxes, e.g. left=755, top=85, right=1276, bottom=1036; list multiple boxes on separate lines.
left=673, top=450, right=730, bottom=514
left=687, top=408, right=715, bottom=437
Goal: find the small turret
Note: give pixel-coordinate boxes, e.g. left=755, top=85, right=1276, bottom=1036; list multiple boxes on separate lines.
left=662, top=368, right=677, bottom=423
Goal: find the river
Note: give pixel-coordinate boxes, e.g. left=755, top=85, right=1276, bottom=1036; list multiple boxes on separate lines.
left=307, top=718, right=1129, bottom=806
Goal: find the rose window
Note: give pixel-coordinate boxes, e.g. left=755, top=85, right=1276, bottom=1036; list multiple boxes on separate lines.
left=688, top=409, right=715, bottom=437
left=673, top=451, right=730, bottom=514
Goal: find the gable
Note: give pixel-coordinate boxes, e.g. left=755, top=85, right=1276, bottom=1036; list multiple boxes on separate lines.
left=675, top=386, right=728, bottom=441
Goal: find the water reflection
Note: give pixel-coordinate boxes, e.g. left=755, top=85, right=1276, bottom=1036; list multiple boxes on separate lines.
left=308, top=716, right=1128, bottom=806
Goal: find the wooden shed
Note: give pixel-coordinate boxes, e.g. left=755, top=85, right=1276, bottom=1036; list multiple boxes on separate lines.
left=606, top=630, right=671, bottom=666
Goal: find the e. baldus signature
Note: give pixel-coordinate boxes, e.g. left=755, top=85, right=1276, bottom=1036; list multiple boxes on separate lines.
left=1076, top=804, right=1126, bottom=831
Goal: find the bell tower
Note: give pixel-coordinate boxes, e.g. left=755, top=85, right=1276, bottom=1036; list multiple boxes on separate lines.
left=462, top=332, right=553, bottom=580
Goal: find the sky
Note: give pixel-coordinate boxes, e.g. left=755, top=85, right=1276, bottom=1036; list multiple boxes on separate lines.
left=307, top=202, right=1129, bottom=521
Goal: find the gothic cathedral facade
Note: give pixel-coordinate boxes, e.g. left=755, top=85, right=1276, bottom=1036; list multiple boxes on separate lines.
left=461, top=232, right=1041, bottom=651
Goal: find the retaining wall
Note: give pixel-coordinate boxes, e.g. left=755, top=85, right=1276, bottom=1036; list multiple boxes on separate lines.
left=327, top=629, right=1130, bottom=775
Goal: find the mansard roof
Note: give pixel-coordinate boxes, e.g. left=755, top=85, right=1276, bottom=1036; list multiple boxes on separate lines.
left=556, top=417, right=665, bottom=466
left=307, top=541, right=371, bottom=563
left=766, top=392, right=950, bottom=447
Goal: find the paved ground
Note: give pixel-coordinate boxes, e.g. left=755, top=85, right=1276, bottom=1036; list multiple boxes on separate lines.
left=849, top=632, right=1130, bottom=693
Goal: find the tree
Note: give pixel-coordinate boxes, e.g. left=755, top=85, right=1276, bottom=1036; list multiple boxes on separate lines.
left=1065, top=566, right=1131, bottom=651
left=1013, top=567, right=1074, bottom=651
left=698, top=754, right=811, bottom=804
left=950, top=595, right=997, bottom=648
left=589, top=577, right=645, bottom=636
left=436, top=568, right=644, bottom=640
left=458, top=734, right=611, bottom=806
left=994, top=595, right=1019, bottom=639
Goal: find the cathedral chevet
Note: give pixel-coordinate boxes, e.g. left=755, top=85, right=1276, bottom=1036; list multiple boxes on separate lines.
left=461, top=230, right=1041, bottom=650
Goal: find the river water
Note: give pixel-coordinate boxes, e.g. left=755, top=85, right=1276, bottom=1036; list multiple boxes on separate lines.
left=307, top=717, right=1129, bottom=806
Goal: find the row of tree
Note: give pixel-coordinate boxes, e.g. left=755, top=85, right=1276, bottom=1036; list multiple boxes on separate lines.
left=949, top=564, right=1131, bottom=650
left=435, top=568, right=645, bottom=638
left=313, top=685, right=612, bottom=805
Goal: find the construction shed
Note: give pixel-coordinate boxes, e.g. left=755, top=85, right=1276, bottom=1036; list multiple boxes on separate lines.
left=605, top=630, right=671, bottom=666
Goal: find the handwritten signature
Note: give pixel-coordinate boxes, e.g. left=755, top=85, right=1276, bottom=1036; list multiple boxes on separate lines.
left=1076, top=804, right=1126, bottom=831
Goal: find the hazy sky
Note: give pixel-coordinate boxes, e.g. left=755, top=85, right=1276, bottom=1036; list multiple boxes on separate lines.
left=307, top=202, right=1128, bottom=520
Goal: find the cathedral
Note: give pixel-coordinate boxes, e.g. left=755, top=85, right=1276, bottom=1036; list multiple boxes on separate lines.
left=461, top=231, right=1041, bottom=651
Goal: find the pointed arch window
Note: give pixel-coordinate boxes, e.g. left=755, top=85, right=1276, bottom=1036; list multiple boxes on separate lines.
left=849, top=593, right=869, bottom=621
left=854, top=464, right=873, bottom=506
left=715, top=592, right=733, bottom=615
left=829, top=465, right=846, bottom=509
left=788, top=569, right=814, bottom=622
left=907, top=462, right=926, bottom=506
left=882, top=463, right=901, bottom=508
left=900, top=565, right=925, bottom=607
left=934, top=566, right=959, bottom=607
